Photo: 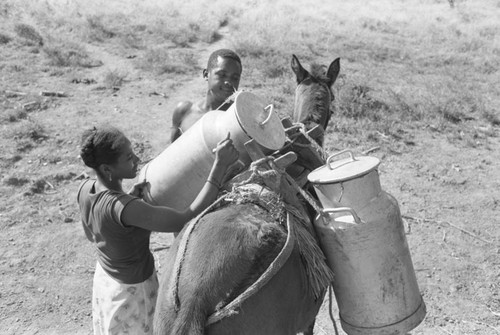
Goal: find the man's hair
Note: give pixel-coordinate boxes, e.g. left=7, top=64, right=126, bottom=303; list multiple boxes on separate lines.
left=206, top=49, right=242, bottom=71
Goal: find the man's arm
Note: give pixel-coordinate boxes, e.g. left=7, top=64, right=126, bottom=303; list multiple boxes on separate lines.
left=170, top=101, right=193, bottom=143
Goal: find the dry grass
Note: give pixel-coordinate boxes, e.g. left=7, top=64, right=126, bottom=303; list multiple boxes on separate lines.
left=1, top=0, right=498, bottom=149
left=103, top=69, right=128, bottom=89
left=227, top=0, right=499, bottom=139
left=1, top=0, right=499, bottom=148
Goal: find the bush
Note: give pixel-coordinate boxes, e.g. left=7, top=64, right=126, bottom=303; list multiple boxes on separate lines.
left=14, top=23, right=43, bottom=46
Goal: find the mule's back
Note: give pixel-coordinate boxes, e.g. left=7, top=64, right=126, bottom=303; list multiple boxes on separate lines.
left=154, top=202, right=311, bottom=335
left=154, top=197, right=326, bottom=335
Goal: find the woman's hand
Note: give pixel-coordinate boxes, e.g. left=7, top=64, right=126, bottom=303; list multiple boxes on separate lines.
left=213, top=132, right=239, bottom=169
left=128, top=179, right=149, bottom=198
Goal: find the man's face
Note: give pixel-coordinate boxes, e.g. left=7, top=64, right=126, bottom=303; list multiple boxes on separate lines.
left=205, top=56, right=242, bottom=102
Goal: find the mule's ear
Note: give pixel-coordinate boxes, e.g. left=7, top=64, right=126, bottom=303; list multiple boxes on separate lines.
left=291, top=54, right=308, bottom=84
left=326, top=57, right=340, bottom=88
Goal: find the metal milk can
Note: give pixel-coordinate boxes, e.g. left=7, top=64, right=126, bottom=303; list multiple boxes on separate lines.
left=307, top=150, right=426, bottom=335
left=138, top=91, right=285, bottom=210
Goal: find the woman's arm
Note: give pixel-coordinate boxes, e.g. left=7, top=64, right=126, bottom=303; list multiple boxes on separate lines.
left=121, top=134, right=239, bottom=232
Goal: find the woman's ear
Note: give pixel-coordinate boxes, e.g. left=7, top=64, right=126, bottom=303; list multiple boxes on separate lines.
left=98, top=164, right=113, bottom=182
left=202, top=69, right=208, bottom=79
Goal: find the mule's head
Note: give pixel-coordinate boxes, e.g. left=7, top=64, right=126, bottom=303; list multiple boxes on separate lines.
left=291, top=55, right=340, bottom=146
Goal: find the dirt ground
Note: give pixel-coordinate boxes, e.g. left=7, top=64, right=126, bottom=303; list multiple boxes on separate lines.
left=1, top=22, right=500, bottom=335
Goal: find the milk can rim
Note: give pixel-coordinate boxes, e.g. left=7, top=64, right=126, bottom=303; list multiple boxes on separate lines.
left=233, top=91, right=286, bottom=150
left=307, top=155, right=381, bottom=184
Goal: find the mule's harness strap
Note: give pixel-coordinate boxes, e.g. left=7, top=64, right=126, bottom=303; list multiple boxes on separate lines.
left=206, top=211, right=296, bottom=326
left=170, top=194, right=230, bottom=312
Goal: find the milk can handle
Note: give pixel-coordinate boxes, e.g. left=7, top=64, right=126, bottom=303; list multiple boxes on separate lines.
left=326, top=149, right=356, bottom=170
left=321, top=207, right=361, bottom=224
left=259, top=104, right=274, bottom=126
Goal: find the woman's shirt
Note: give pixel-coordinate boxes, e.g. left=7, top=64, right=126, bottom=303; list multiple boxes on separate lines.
left=77, top=179, right=155, bottom=284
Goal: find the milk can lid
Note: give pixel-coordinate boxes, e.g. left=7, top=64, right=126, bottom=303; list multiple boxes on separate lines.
left=307, top=150, right=380, bottom=184
left=234, top=91, right=286, bottom=150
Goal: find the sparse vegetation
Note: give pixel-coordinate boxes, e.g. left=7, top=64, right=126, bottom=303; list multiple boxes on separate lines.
left=0, top=1, right=499, bottom=334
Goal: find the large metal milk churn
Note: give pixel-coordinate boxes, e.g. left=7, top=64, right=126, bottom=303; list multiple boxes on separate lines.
left=307, top=150, right=426, bottom=335
left=139, top=91, right=285, bottom=210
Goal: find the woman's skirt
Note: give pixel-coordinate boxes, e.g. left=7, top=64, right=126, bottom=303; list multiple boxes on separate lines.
left=92, top=262, right=159, bottom=335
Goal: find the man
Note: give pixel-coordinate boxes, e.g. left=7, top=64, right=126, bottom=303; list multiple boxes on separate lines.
left=170, top=49, right=242, bottom=143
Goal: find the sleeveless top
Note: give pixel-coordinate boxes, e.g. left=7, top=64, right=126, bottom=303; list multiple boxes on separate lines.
left=77, top=179, right=155, bottom=284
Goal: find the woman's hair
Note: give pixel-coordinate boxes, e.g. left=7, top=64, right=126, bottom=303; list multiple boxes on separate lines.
left=80, top=125, right=128, bottom=169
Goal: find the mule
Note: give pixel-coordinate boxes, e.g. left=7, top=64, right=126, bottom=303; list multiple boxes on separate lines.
left=292, top=54, right=340, bottom=147
left=153, top=55, right=340, bottom=335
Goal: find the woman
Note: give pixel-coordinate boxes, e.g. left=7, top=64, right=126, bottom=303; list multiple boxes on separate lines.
left=76, top=125, right=238, bottom=334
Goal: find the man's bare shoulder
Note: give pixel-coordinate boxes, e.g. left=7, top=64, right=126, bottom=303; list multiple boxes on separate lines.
left=172, top=101, right=194, bottom=125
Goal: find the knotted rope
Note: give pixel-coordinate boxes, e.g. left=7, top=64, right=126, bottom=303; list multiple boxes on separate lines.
left=285, top=122, right=328, bottom=161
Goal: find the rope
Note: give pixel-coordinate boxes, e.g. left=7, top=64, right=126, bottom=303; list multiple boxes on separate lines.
left=232, top=156, right=282, bottom=191
left=215, top=90, right=239, bottom=110
left=206, top=211, right=296, bottom=326
left=250, top=155, right=325, bottom=218
left=296, top=123, right=328, bottom=161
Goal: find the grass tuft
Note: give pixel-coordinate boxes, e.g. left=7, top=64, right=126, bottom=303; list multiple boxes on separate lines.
left=0, top=33, right=12, bottom=44
left=9, top=120, right=49, bottom=144
left=3, top=176, right=30, bottom=187
left=14, top=23, right=44, bottom=46
left=337, top=84, right=392, bottom=122
left=29, top=179, right=50, bottom=194
left=85, top=15, right=116, bottom=42
left=42, top=41, right=102, bottom=68
left=103, top=69, right=128, bottom=89
left=136, top=47, right=198, bottom=74
left=3, top=109, right=28, bottom=123
left=483, top=110, right=500, bottom=126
